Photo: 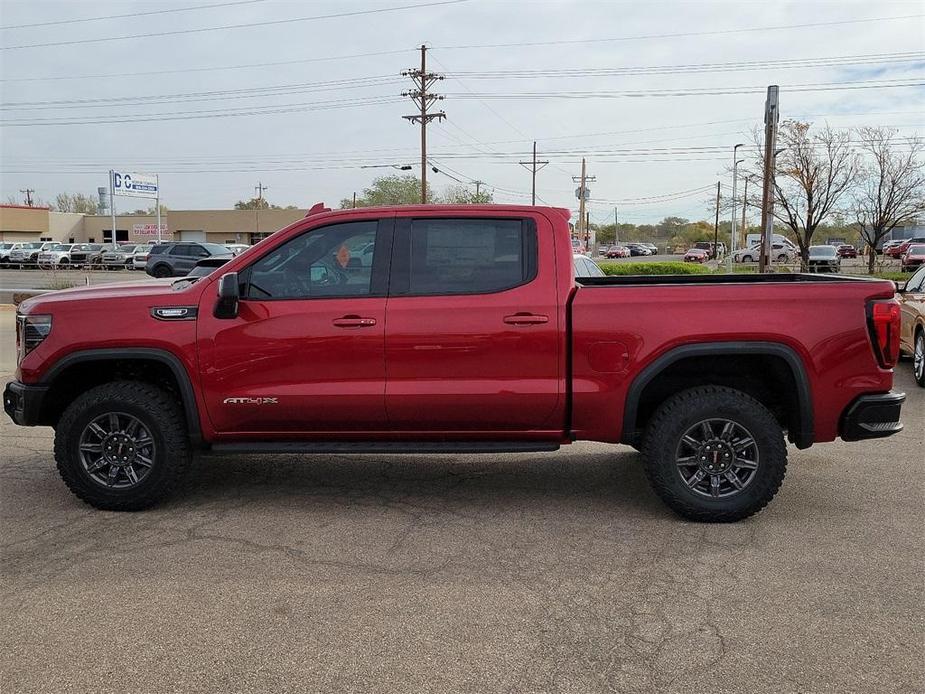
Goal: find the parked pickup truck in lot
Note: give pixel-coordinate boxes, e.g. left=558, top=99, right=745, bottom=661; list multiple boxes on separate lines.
left=4, top=205, right=906, bottom=521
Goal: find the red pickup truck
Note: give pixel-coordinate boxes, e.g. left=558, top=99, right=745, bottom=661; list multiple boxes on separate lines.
left=4, top=205, right=906, bottom=521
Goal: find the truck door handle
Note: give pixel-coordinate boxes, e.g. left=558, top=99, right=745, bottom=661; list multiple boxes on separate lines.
left=332, top=315, right=377, bottom=328
left=503, top=313, right=549, bottom=326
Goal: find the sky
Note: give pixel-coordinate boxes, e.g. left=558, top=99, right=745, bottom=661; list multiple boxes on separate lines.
left=0, top=0, right=923, bottom=224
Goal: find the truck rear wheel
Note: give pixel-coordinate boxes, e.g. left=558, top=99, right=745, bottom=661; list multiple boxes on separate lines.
left=54, top=381, right=190, bottom=511
left=641, top=386, right=787, bottom=522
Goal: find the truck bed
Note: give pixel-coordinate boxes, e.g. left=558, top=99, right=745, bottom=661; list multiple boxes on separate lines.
left=575, top=272, right=888, bottom=287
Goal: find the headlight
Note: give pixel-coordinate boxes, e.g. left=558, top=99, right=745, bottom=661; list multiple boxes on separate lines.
left=16, top=314, right=52, bottom=363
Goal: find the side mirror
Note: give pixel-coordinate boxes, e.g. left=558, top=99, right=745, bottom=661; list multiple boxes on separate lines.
left=214, top=272, right=239, bottom=319
left=894, top=280, right=905, bottom=294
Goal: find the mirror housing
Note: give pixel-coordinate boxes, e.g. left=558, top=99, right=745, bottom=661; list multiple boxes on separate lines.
left=894, top=280, right=905, bottom=294
left=214, top=272, right=239, bottom=319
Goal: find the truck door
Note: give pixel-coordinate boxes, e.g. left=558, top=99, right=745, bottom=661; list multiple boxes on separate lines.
left=384, top=214, right=563, bottom=434
left=197, top=217, right=392, bottom=434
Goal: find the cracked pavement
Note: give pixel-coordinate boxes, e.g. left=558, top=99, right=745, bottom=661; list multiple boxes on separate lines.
left=1, top=325, right=922, bottom=692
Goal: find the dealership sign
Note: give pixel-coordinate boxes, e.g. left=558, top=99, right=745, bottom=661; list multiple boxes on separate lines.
left=112, top=171, right=158, bottom=198
left=133, top=223, right=169, bottom=236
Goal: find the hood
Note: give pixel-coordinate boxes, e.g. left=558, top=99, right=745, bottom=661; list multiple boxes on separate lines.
left=19, top=278, right=184, bottom=312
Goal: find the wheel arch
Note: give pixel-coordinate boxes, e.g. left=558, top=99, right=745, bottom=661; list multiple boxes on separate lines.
left=39, top=348, right=202, bottom=444
left=622, top=341, right=814, bottom=449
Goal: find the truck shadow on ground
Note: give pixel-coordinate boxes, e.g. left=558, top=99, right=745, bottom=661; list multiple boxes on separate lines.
left=172, top=445, right=673, bottom=520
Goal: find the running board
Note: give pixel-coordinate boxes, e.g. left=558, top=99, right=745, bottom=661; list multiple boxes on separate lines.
left=207, top=441, right=560, bottom=455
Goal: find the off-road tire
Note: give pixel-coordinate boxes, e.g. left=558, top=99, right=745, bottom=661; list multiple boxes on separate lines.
left=54, top=381, right=190, bottom=511
left=641, top=386, right=787, bottom=522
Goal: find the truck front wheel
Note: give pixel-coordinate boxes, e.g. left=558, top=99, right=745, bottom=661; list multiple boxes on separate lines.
left=641, top=386, right=787, bottom=522
left=54, top=381, right=191, bottom=511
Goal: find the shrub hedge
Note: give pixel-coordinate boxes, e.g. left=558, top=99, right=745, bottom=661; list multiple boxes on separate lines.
left=597, top=261, right=712, bottom=276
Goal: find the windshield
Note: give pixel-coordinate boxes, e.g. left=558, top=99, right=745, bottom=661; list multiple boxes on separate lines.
left=116, top=245, right=138, bottom=253
left=48, top=244, right=71, bottom=251
left=810, top=246, right=837, bottom=256
left=202, top=243, right=232, bottom=255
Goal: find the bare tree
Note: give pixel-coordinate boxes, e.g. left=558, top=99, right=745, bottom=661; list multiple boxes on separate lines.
left=749, top=121, right=860, bottom=268
left=853, top=127, right=925, bottom=273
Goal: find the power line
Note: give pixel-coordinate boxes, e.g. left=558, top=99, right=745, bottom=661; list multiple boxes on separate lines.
left=0, top=49, right=413, bottom=83
left=0, top=0, right=472, bottom=51
left=432, top=13, right=925, bottom=50
left=449, top=52, right=925, bottom=78
left=0, top=76, right=401, bottom=110
left=448, top=78, right=925, bottom=100
left=0, top=0, right=268, bottom=30
left=0, top=95, right=402, bottom=127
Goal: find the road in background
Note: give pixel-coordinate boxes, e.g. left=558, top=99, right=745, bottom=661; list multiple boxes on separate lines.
left=0, top=307, right=922, bottom=693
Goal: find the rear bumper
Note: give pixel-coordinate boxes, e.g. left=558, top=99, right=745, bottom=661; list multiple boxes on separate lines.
left=840, top=391, right=905, bottom=441
left=3, top=381, right=48, bottom=427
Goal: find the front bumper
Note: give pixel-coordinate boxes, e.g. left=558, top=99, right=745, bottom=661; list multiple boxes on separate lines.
left=840, top=391, right=905, bottom=441
left=3, top=381, right=48, bottom=426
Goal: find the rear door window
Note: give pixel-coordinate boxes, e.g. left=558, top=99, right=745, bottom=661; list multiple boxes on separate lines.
left=398, top=218, right=536, bottom=295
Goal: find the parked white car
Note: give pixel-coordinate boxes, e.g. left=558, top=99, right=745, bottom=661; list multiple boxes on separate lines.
left=132, top=248, right=151, bottom=270
left=0, top=242, right=25, bottom=267
left=9, top=242, right=55, bottom=265
left=733, top=243, right=798, bottom=263
left=37, top=243, right=76, bottom=267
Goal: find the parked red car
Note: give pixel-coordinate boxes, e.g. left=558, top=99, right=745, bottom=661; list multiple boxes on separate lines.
left=887, top=237, right=925, bottom=258
left=902, top=244, right=925, bottom=272
left=836, top=244, right=858, bottom=259
left=5, top=204, right=905, bottom=522
left=605, top=245, right=631, bottom=258
left=683, top=248, right=709, bottom=263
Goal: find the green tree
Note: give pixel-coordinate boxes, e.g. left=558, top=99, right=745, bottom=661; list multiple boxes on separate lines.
left=52, top=192, right=98, bottom=214
left=440, top=184, right=493, bottom=204
left=234, top=197, right=271, bottom=210
left=129, top=204, right=170, bottom=215
left=340, top=175, right=432, bottom=208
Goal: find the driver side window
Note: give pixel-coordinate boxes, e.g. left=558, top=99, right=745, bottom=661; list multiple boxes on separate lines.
left=243, top=220, right=380, bottom=300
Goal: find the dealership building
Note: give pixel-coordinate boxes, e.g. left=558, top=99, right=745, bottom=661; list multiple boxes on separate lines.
left=0, top=205, right=308, bottom=245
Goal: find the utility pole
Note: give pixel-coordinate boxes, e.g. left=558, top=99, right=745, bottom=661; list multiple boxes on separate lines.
left=518, top=141, right=548, bottom=205
left=613, top=206, right=619, bottom=243
left=19, top=188, right=34, bottom=207
left=352, top=192, right=357, bottom=209
left=473, top=180, right=485, bottom=199
left=402, top=44, right=446, bottom=204
left=741, top=175, right=749, bottom=243
left=758, top=85, right=780, bottom=273
left=572, top=158, right=595, bottom=248
left=255, top=182, right=268, bottom=202
left=713, top=180, right=721, bottom=261
left=729, top=143, right=744, bottom=271
left=254, top=182, right=267, bottom=238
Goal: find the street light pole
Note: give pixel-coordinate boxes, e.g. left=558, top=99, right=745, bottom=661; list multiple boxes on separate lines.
left=729, top=143, right=744, bottom=271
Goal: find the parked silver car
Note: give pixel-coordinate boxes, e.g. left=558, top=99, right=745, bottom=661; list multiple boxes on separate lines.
left=8, top=242, right=55, bottom=265
left=808, top=245, right=841, bottom=273
left=101, top=244, right=141, bottom=270
left=37, top=243, right=75, bottom=267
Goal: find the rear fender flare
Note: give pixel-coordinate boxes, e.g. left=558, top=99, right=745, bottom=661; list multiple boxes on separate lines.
left=621, top=341, right=814, bottom=449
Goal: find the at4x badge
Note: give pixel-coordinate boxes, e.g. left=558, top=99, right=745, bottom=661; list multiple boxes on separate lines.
left=223, top=397, right=279, bottom=405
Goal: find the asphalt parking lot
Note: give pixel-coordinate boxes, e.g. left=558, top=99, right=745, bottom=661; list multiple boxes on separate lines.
left=0, top=308, right=922, bottom=693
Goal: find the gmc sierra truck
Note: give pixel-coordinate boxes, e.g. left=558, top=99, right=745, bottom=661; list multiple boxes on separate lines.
left=4, top=205, right=906, bottom=521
